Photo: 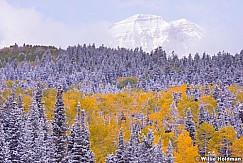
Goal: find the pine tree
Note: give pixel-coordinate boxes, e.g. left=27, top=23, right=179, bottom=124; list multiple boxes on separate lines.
left=51, top=86, right=68, bottom=162
left=46, top=123, right=56, bottom=163
left=68, top=102, right=95, bottom=163
left=106, top=154, right=118, bottom=163
left=116, top=128, right=126, bottom=163
left=210, top=109, right=218, bottom=130
left=185, top=108, right=196, bottom=141
left=139, top=129, right=154, bottom=162
left=212, top=86, right=220, bottom=100
left=199, top=104, right=205, bottom=125
left=35, top=84, right=46, bottom=120
left=193, top=87, right=200, bottom=102
left=217, top=100, right=226, bottom=129
left=186, top=84, right=191, bottom=97
left=21, top=99, right=40, bottom=162
left=219, top=137, right=232, bottom=157
left=0, top=123, right=5, bottom=162
left=238, top=103, right=243, bottom=123
left=36, top=118, right=49, bottom=161
left=165, top=140, right=174, bottom=163
left=35, top=84, right=49, bottom=142
left=125, top=123, right=141, bottom=162
left=204, top=84, right=211, bottom=95
left=169, top=93, right=180, bottom=132
left=68, top=125, right=75, bottom=155
left=152, top=137, right=165, bottom=163
left=2, top=97, right=23, bottom=162
left=234, top=119, right=243, bottom=138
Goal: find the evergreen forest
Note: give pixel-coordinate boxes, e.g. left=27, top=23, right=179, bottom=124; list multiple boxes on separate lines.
left=0, top=44, right=243, bottom=162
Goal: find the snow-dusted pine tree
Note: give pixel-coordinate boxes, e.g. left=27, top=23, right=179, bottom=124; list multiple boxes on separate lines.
left=116, top=128, right=126, bottom=163
left=199, top=104, right=205, bottom=125
left=139, top=129, right=154, bottom=162
left=204, top=84, right=211, bottom=95
left=68, top=102, right=95, bottom=162
left=125, top=123, right=141, bottom=162
left=51, top=86, right=68, bottom=162
left=165, top=140, right=174, bottom=163
left=185, top=108, right=196, bottom=141
left=106, top=154, right=118, bottom=163
left=0, top=123, right=5, bottom=162
left=2, top=97, right=23, bottom=162
left=152, top=137, right=165, bottom=163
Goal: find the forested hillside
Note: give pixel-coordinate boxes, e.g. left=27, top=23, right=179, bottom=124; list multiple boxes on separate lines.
left=0, top=44, right=243, bottom=162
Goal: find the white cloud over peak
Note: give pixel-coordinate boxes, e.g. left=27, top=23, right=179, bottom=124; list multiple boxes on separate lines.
left=0, top=0, right=242, bottom=55
left=0, top=0, right=112, bottom=48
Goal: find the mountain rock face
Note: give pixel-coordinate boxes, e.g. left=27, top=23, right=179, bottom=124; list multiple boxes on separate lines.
left=110, top=14, right=203, bottom=55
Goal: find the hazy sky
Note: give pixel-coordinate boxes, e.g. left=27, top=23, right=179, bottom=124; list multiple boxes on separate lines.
left=1, top=0, right=243, bottom=54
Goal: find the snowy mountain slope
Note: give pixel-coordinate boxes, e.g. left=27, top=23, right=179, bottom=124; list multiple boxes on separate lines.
left=109, top=14, right=204, bottom=55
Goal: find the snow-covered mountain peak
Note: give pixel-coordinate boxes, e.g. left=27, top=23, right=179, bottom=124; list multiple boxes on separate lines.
left=171, top=19, right=203, bottom=39
left=110, top=14, right=169, bottom=33
left=117, top=14, right=165, bottom=23
left=109, top=14, right=204, bottom=56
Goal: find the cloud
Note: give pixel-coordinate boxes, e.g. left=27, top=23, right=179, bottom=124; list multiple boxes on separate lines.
left=0, top=0, right=112, bottom=48
left=1, top=0, right=241, bottom=55
left=194, top=24, right=243, bottom=55
left=118, top=0, right=160, bottom=9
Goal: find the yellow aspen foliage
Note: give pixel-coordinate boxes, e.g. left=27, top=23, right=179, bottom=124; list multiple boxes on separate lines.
left=23, top=95, right=31, bottom=113
left=6, top=84, right=242, bottom=162
left=228, top=84, right=241, bottom=94
left=42, top=88, right=57, bottom=119
left=16, top=87, right=25, bottom=96
left=149, top=112, right=164, bottom=129
left=177, top=95, right=190, bottom=117
left=121, top=124, right=131, bottom=142
left=112, top=92, right=133, bottom=114
left=208, top=84, right=214, bottom=91
left=208, top=132, right=220, bottom=155
left=161, top=132, right=176, bottom=152
left=208, top=126, right=236, bottom=155
left=80, top=97, right=98, bottom=114
left=140, top=126, right=157, bottom=139
left=1, top=89, right=11, bottom=100
left=199, top=95, right=217, bottom=114
left=63, top=90, right=83, bottom=125
left=96, top=93, right=117, bottom=115
left=231, top=137, right=243, bottom=158
left=176, top=124, right=186, bottom=136
left=178, top=97, right=199, bottom=122
left=170, top=84, right=187, bottom=93
left=200, top=85, right=206, bottom=92
left=5, top=80, right=13, bottom=88
left=89, top=117, right=118, bottom=163
left=157, top=92, right=172, bottom=120
left=218, top=126, right=236, bottom=143
left=175, top=130, right=199, bottom=163
left=236, top=92, right=243, bottom=103
left=135, top=92, right=149, bottom=106
left=218, top=126, right=237, bottom=157
left=196, top=122, right=215, bottom=155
